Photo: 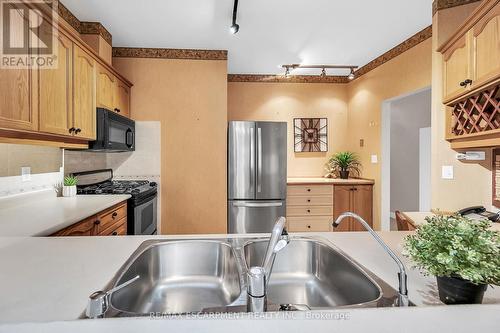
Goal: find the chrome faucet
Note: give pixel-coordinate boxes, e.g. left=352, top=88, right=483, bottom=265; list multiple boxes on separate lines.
left=332, top=212, right=409, bottom=307
left=247, top=216, right=289, bottom=312
left=86, top=275, right=140, bottom=318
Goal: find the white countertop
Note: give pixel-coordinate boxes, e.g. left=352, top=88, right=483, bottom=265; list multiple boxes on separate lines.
left=403, top=211, right=500, bottom=231
left=0, top=232, right=499, bottom=327
left=287, top=177, right=375, bottom=185
left=0, top=190, right=131, bottom=236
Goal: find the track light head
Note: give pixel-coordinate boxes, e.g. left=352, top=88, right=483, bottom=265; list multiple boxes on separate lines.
left=284, top=66, right=291, bottom=78
left=320, top=68, right=327, bottom=78
left=230, top=23, right=240, bottom=34
left=348, top=68, right=355, bottom=80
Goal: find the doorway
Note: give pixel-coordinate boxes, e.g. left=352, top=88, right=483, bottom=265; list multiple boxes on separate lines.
left=381, top=87, right=432, bottom=231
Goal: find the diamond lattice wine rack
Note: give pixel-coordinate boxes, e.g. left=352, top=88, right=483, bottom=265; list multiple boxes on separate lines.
left=451, top=85, right=500, bottom=136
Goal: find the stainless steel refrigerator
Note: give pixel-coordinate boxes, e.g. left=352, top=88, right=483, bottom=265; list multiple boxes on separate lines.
left=228, top=121, right=287, bottom=234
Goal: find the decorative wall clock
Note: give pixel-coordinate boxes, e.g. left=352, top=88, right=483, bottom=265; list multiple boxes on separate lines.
left=294, top=118, right=328, bottom=152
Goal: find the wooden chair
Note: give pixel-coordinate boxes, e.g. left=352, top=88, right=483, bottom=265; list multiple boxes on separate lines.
left=395, top=211, right=412, bottom=231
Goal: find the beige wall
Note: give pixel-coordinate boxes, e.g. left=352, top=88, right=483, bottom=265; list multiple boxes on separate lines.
left=228, top=83, right=349, bottom=177
left=431, top=5, right=493, bottom=212
left=113, top=57, right=228, bottom=235
left=346, top=39, right=432, bottom=230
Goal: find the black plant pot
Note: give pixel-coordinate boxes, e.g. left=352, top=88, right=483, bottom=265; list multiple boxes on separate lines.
left=436, top=276, right=487, bottom=305
left=339, top=170, right=350, bottom=179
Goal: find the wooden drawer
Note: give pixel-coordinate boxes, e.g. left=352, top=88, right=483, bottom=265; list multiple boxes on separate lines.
left=101, top=218, right=127, bottom=236
left=287, top=205, right=333, bottom=217
left=287, top=216, right=333, bottom=232
left=96, top=202, right=127, bottom=232
left=51, top=216, right=97, bottom=236
left=287, top=195, right=333, bottom=206
left=287, top=185, right=333, bottom=196
left=98, top=216, right=126, bottom=235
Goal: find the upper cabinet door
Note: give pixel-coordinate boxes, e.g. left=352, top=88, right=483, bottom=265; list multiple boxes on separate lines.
left=73, top=45, right=96, bottom=140
left=39, top=33, right=73, bottom=137
left=0, top=10, right=38, bottom=131
left=472, top=8, right=500, bottom=88
left=114, top=79, right=131, bottom=117
left=443, top=34, right=472, bottom=102
left=97, top=65, right=115, bottom=111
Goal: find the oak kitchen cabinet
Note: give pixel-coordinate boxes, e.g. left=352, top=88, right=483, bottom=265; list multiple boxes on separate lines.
left=441, top=0, right=499, bottom=105
left=0, top=1, right=132, bottom=147
left=51, top=201, right=127, bottom=237
left=439, top=0, right=500, bottom=149
left=97, top=65, right=131, bottom=118
left=286, top=182, right=374, bottom=232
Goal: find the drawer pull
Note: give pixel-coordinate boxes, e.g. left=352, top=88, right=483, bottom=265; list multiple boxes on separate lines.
left=112, top=231, right=118, bottom=236
left=112, top=212, right=118, bottom=219
left=307, top=189, right=311, bottom=192
left=307, top=209, right=311, bottom=213
left=307, top=225, right=311, bottom=229
left=307, top=199, right=311, bottom=202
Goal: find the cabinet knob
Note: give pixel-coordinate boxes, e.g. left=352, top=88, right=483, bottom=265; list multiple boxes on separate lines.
left=307, top=225, right=311, bottom=229
left=307, top=189, right=311, bottom=192
left=307, top=209, right=311, bottom=213
left=74, top=128, right=81, bottom=134
left=112, top=212, right=118, bottom=219
left=307, top=199, right=311, bottom=202
left=94, top=220, right=101, bottom=225
left=112, top=231, right=118, bottom=236
left=114, top=108, right=121, bottom=113
left=69, top=127, right=75, bottom=134
left=460, top=79, right=473, bottom=87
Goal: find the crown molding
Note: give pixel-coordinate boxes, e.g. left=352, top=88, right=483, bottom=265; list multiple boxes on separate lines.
left=59, top=2, right=112, bottom=45
left=353, top=25, right=432, bottom=79
left=112, top=47, right=228, bottom=61
left=80, top=22, right=112, bottom=45
left=432, top=0, right=482, bottom=16
left=227, top=74, right=349, bottom=84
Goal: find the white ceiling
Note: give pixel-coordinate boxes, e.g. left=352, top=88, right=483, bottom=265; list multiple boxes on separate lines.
left=62, top=0, right=433, bottom=76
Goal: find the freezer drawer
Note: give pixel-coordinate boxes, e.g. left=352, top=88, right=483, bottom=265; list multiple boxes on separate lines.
left=228, top=200, right=286, bottom=234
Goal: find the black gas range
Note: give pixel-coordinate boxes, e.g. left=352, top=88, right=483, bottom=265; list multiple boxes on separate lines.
left=74, top=169, right=157, bottom=235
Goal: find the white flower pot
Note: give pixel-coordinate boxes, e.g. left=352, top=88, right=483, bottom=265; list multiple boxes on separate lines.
left=62, top=185, right=77, bottom=197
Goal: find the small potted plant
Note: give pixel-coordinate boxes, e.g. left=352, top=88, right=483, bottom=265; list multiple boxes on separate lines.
left=325, top=151, right=362, bottom=179
left=404, top=215, right=500, bottom=304
left=62, top=176, right=78, bottom=197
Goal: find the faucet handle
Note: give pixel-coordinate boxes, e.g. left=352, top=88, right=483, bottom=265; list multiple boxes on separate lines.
left=247, top=267, right=266, bottom=297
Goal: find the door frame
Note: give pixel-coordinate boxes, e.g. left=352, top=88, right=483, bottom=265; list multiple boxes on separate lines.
left=381, top=86, right=431, bottom=231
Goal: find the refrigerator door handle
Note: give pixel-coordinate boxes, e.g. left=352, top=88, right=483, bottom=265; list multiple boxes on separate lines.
left=250, top=127, right=255, bottom=190
left=233, top=202, right=283, bottom=208
left=257, top=127, right=262, bottom=193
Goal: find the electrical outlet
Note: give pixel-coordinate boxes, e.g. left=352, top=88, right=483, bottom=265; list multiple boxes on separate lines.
left=441, top=165, right=454, bottom=180
left=21, top=167, right=31, bottom=181
left=371, top=155, right=378, bottom=164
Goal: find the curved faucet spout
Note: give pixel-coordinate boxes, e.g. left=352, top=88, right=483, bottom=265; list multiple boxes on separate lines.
left=333, top=212, right=409, bottom=307
left=262, top=217, right=289, bottom=279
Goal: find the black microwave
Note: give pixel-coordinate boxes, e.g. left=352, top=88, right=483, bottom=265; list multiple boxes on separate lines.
left=88, top=108, right=135, bottom=152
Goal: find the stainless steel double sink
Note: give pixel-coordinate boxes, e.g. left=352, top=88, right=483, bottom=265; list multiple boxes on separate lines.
left=98, top=236, right=405, bottom=317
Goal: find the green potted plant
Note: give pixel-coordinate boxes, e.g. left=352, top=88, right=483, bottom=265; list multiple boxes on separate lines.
left=325, top=151, right=362, bottom=179
left=404, top=215, right=500, bottom=304
left=63, top=176, right=78, bottom=197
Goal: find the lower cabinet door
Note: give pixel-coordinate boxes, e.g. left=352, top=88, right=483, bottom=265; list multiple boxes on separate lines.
left=333, top=185, right=353, bottom=232
left=51, top=216, right=97, bottom=236
left=351, top=186, right=373, bottom=230
left=287, top=216, right=332, bottom=232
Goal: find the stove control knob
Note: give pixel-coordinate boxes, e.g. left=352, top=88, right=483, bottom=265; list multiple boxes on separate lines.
left=150, top=182, right=157, bottom=187
left=131, top=189, right=140, bottom=194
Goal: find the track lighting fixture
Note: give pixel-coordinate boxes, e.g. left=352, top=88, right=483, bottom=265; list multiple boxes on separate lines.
left=280, top=64, right=358, bottom=80
left=230, top=0, right=240, bottom=34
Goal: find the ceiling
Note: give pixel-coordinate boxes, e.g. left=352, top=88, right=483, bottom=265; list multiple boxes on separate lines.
left=62, top=0, right=433, bottom=76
